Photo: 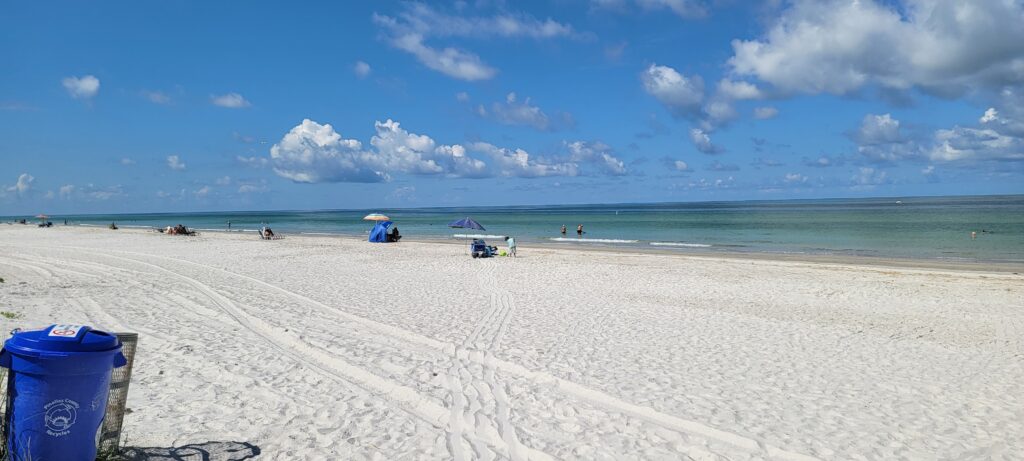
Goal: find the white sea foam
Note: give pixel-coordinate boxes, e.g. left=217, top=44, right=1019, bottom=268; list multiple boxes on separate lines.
left=452, top=234, right=508, bottom=239
left=650, top=242, right=712, bottom=248
left=550, top=237, right=639, bottom=244
left=300, top=232, right=338, bottom=236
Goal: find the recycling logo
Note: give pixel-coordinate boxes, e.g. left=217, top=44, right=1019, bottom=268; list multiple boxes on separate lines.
left=44, top=399, right=79, bottom=437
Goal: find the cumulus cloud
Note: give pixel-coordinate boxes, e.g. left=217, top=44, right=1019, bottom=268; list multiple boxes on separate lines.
left=480, top=92, right=574, bottom=131
left=269, top=119, right=491, bottom=183
left=120, top=157, right=136, bottom=166
left=211, top=93, right=251, bottom=108
left=270, top=119, right=386, bottom=183
left=753, top=106, right=779, bottom=119
left=167, top=155, right=186, bottom=171
left=354, top=61, right=372, bottom=78
left=641, top=64, right=704, bottom=119
left=672, top=160, right=690, bottom=171
left=372, top=119, right=489, bottom=178
left=929, top=125, right=1024, bottom=162
left=59, top=184, right=75, bottom=199
left=194, top=186, right=211, bottom=198
left=62, top=75, right=100, bottom=99
left=215, top=176, right=232, bottom=186
left=468, top=142, right=578, bottom=178
left=373, top=4, right=576, bottom=81
left=854, top=113, right=921, bottom=162
left=566, top=141, right=627, bottom=175
left=717, top=79, right=763, bottom=100
left=729, top=0, right=1024, bottom=96
left=802, top=155, right=843, bottom=168
left=851, top=167, right=890, bottom=188
left=689, top=128, right=721, bottom=154
left=237, top=156, right=269, bottom=168
left=5, top=173, right=34, bottom=195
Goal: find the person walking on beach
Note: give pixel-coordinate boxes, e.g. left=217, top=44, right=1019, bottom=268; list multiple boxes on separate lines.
left=505, top=236, right=517, bottom=258
left=577, top=224, right=584, bottom=236
left=560, top=224, right=567, bottom=235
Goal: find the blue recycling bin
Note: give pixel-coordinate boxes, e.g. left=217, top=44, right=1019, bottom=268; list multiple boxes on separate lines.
left=1, top=324, right=127, bottom=461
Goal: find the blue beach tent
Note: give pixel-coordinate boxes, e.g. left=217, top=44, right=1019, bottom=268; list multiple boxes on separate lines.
left=369, top=221, right=393, bottom=243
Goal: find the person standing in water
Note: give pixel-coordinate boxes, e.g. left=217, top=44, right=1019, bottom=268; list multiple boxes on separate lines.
left=560, top=224, right=567, bottom=235
left=577, top=224, right=583, bottom=236
left=228, top=221, right=232, bottom=230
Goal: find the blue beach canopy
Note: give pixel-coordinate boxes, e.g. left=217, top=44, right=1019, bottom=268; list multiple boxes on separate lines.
left=448, top=217, right=485, bottom=230
left=368, top=220, right=393, bottom=243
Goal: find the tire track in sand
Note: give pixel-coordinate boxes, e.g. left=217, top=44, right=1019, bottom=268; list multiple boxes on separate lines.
left=8, top=244, right=819, bottom=461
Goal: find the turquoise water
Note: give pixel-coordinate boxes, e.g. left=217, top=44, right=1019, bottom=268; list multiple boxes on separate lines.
left=6, top=195, right=1024, bottom=263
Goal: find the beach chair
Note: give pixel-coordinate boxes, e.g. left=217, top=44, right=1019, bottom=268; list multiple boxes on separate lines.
left=259, top=227, right=282, bottom=240
left=471, top=239, right=498, bottom=258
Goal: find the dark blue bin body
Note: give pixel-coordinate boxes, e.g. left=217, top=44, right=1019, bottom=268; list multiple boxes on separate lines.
left=1, top=324, right=127, bottom=461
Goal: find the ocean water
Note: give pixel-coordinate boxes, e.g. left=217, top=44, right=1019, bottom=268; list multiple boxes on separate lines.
left=8, top=195, right=1024, bottom=263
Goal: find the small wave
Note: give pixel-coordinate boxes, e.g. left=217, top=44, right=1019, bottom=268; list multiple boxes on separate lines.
left=300, top=232, right=338, bottom=236
left=120, top=225, right=155, bottom=229
left=452, top=234, right=508, bottom=239
left=550, top=237, right=639, bottom=244
left=650, top=242, right=712, bottom=248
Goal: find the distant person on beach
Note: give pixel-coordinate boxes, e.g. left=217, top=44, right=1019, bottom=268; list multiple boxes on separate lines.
left=971, top=231, right=977, bottom=240
left=560, top=225, right=566, bottom=235
left=264, top=227, right=275, bottom=238
left=109, top=222, right=118, bottom=230
left=228, top=221, right=232, bottom=230
left=577, top=224, right=583, bottom=236
left=505, top=236, right=517, bottom=257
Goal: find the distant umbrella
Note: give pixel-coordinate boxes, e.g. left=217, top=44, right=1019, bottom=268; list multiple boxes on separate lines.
left=35, top=214, right=48, bottom=220
left=448, top=217, right=485, bottom=231
left=363, top=213, right=390, bottom=221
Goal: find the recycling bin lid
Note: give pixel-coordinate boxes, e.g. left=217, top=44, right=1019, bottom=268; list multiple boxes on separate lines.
left=4, top=324, right=121, bottom=357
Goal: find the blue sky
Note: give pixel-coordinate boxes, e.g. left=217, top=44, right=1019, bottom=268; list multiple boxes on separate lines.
left=2, top=0, right=1023, bottom=214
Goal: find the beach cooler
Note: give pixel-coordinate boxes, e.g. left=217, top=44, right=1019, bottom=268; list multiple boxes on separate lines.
left=0, top=324, right=127, bottom=461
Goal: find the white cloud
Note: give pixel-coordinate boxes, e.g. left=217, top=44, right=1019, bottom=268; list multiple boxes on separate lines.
left=717, top=79, right=762, bottom=100
left=706, top=160, right=739, bottom=171
left=5, top=173, right=34, bottom=195
left=388, top=186, right=417, bottom=201
left=784, top=172, right=807, bottom=183
left=856, top=113, right=902, bottom=145
left=237, top=155, right=269, bottom=168
left=167, top=155, right=186, bottom=171
left=729, top=0, right=1024, bottom=96
left=468, top=142, right=578, bottom=178
left=194, top=186, right=211, bottom=198
left=929, top=126, right=1024, bottom=162
left=753, top=106, right=779, bottom=119
left=853, top=113, right=923, bottom=162
left=144, top=90, right=171, bottom=104
left=689, top=128, right=721, bottom=154
left=270, top=119, right=386, bottom=183
left=354, top=61, right=372, bottom=78
left=388, top=33, right=496, bottom=81
left=636, top=0, right=706, bottom=18
left=595, top=0, right=707, bottom=18
left=59, top=184, right=75, bottom=199
left=481, top=92, right=573, bottom=131
left=211, top=93, right=251, bottom=108
left=120, top=157, right=136, bottom=165
left=566, top=141, right=627, bottom=175
left=215, top=176, right=232, bottom=186
left=373, top=4, right=576, bottom=81
left=851, top=167, right=889, bottom=187
left=641, top=64, right=704, bottom=119
left=455, top=92, right=470, bottom=102
left=921, top=165, right=935, bottom=175
left=371, top=119, right=489, bottom=177
left=673, top=160, right=690, bottom=171
left=62, top=75, right=100, bottom=99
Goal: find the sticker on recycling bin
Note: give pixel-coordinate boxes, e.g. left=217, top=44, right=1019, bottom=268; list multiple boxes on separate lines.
left=48, top=324, right=84, bottom=338
left=44, top=399, right=79, bottom=437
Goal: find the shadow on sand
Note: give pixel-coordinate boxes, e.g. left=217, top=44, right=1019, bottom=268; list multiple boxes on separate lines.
left=119, top=441, right=261, bottom=460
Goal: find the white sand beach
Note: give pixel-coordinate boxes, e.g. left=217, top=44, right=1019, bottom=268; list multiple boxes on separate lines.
left=0, top=225, right=1022, bottom=460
